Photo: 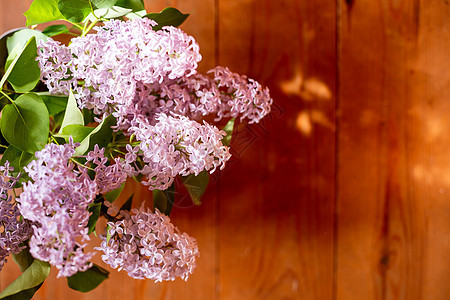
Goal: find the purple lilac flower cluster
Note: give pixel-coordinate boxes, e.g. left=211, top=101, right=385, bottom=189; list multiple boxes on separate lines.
left=125, top=113, right=231, bottom=190
left=0, top=162, right=32, bottom=270
left=86, top=145, right=128, bottom=194
left=153, top=66, right=272, bottom=124
left=118, top=66, right=272, bottom=129
left=37, top=18, right=272, bottom=191
left=97, top=205, right=199, bottom=282
left=37, top=17, right=202, bottom=115
left=17, top=141, right=126, bottom=277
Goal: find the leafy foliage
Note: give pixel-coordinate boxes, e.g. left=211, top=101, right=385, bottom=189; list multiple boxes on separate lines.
left=0, top=93, right=49, bottom=153
left=0, top=260, right=50, bottom=299
left=23, top=0, right=65, bottom=26
left=222, top=117, right=236, bottom=146
left=181, top=171, right=210, bottom=205
left=59, top=90, right=84, bottom=132
left=67, top=264, right=109, bottom=292
left=12, top=248, right=34, bottom=273
left=5, top=36, right=41, bottom=93
left=41, top=24, right=70, bottom=37
left=153, top=183, right=175, bottom=215
left=0, top=0, right=245, bottom=294
left=87, top=203, right=102, bottom=234
left=145, top=7, right=189, bottom=31
left=104, top=182, right=125, bottom=202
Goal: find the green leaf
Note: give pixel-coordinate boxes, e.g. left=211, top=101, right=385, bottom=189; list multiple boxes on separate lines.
left=58, top=0, right=93, bottom=23
left=73, top=114, right=115, bottom=156
left=0, top=28, right=25, bottom=80
left=67, top=264, right=109, bottom=293
left=37, top=92, right=68, bottom=116
left=0, top=145, right=22, bottom=175
left=12, top=248, right=34, bottom=273
left=87, top=203, right=101, bottom=234
left=24, top=0, right=66, bottom=26
left=5, top=36, right=41, bottom=93
left=0, top=145, right=34, bottom=186
left=106, top=224, right=112, bottom=244
left=61, top=125, right=95, bottom=143
left=85, top=6, right=131, bottom=22
left=222, top=117, right=235, bottom=146
left=115, top=0, right=145, bottom=11
left=145, top=7, right=189, bottom=31
left=6, top=29, right=47, bottom=55
left=17, top=154, right=34, bottom=185
left=125, top=9, right=147, bottom=20
left=41, top=24, right=69, bottom=37
left=119, top=194, right=133, bottom=212
left=0, top=283, right=43, bottom=300
left=82, top=108, right=95, bottom=125
left=59, top=90, right=84, bottom=133
left=181, top=171, right=209, bottom=205
left=1, top=93, right=49, bottom=153
left=104, top=182, right=125, bottom=202
left=92, top=0, right=118, bottom=9
left=153, top=183, right=175, bottom=215
left=0, top=260, right=50, bottom=299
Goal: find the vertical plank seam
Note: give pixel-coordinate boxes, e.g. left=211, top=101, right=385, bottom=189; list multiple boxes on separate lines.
left=332, top=0, right=342, bottom=299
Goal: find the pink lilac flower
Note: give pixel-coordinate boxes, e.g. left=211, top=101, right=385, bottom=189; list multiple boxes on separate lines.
left=206, top=66, right=273, bottom=123
left=115, top=66, right=273, bottom=130
left=17, top=141, right=130, bottom=277
left=18, top=141, right=98, bottom=277
left=125, top=113, right=231, bottom=190
left=36, top=38, right=77, bottom=95
left=86, top=145, right=128, bottom=194
left=97, top=205, right=199, bottom=282
left=37, top=18, right=202, bottom=115
left=0, top=162, right=32, bottom=270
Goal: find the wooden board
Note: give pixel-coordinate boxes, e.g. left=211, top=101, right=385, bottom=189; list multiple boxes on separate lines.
left=217, top=0, right=336, bottom=299
left=1, top=0, right=450, bottom=299
left=337, top=0, right=450, bottom=299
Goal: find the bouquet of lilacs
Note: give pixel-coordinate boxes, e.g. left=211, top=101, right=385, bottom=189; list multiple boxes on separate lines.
left=0, top=0, right=272, bottom=298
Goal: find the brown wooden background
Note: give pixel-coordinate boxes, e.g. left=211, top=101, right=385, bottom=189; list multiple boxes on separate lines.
left=1, top=0, right=450, bottom=299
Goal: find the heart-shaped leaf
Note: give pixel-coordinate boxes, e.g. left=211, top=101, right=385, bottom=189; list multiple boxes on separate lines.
left=67, top=264, right=109, bottom=293
left=1, top=93, right=49, bottom=153
left=4, top=36, right=41, bottom=93
left=145, top=7, right=189, bottom=31
left=24, top=0, right=66, bottom=26
left=58, top=0, right=92, bottom=23
left=0, top=260, right=50, bottom=299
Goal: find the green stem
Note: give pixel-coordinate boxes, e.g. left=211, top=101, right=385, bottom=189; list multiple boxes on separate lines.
left=70, top=158, right=96, bottom=171
left=82, top=19, right=99, bottom=37
left=0, top=90, right=14, bottom=103
left=50, top=135, right=60, bottom=145
left=67, top=21, right=84, bottom=31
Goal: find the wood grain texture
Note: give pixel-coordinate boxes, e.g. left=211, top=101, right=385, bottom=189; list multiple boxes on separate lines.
left=337, top=0, right=450, bottom=299
left=1, top=0, right=450, bottom=299
left=217, top=0, right=336, bottom=299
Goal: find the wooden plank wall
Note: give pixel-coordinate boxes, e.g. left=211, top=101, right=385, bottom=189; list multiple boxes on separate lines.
left=0, top=0, right=449, bottom=299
